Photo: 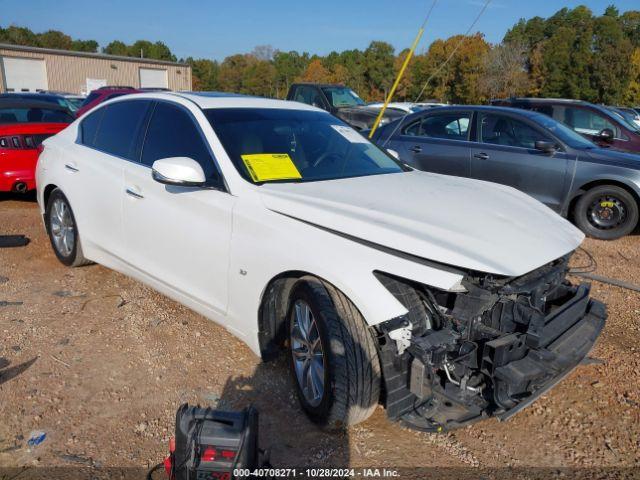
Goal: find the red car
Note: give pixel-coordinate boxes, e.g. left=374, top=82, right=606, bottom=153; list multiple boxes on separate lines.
left=0, top=99, right=74, bottom=193
left=75, top=86, right=140, bottom=117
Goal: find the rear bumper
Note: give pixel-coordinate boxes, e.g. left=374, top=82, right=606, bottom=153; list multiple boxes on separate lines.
left=0, top=152, right=38, bottom=191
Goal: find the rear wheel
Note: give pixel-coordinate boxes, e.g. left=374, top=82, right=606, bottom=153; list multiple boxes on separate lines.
left=287, top=277, right=380, bottom=429
left=574, top=185, right=638, bottom=240
left=45, top=189, right=91, bottom=266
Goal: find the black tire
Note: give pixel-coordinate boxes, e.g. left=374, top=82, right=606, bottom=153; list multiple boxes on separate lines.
left=45, top=188, right=91, bottom=267
left=574, top=185, right=639, bottom=240
left=287, top=277, right=381, bottom=429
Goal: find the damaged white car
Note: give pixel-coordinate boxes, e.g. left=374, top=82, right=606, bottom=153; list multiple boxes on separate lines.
left=36, top=92, right=606, bottom=431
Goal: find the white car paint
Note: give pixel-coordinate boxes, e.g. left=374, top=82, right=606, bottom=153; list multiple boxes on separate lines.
left=367, top=102, right=448, bottom=114
left=36, top=92, right=584, bottom=356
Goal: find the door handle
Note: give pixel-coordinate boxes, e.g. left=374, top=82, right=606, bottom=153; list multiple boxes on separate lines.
left=474, top=152, right=490, bottom=160
left=64, top=163, right=79, bottom=172
left=125, top=187, right=144, bottom=199
left=409, top=145, right=422, bottom=153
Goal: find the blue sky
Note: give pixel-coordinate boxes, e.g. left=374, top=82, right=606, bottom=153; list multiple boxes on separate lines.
left=0, top=0, right=637, bottom=60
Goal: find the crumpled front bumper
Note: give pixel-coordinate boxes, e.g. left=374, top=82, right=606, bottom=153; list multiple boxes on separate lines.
left=395, top=283, right=607, bottom=432
left=495, top=294, right=606, bottom=421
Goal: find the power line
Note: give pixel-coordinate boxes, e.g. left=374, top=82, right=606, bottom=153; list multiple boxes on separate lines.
left=420, top=0, right=439, bottom=30
left=414, top=0, right=492, bottom=103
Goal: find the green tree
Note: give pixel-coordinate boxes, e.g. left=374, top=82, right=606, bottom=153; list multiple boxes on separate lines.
left=592, top=14, right=633, bottom=104
left=273, top=50, right=309, bottom=98
left=363, top=41, right=395, bottom=99
left=187, top=58, right=219, bottom=91
left=37, top=30, right=73, bottom=50
left=71, top=39, right=99, bottom=52
left=103, top=40, right=128, bottom=56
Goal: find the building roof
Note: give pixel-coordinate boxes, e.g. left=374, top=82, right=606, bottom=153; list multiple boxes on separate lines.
left=0, top=43, right=188, bottom=68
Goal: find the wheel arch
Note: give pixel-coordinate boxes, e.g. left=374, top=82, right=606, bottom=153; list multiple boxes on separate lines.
left=257, top=270, right=377, bottom=362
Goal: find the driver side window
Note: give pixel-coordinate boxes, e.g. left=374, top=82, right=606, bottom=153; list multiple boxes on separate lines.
left=480, top=114, right=549, bottom=149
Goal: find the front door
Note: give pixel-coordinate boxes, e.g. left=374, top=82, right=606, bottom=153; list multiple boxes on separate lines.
left=122, top=100, right=235, bottom=315
left=470, top=112, right=570, bottom=212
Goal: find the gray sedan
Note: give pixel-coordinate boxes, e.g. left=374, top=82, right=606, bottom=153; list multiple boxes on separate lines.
left=371, top=105, right=640, bottom=240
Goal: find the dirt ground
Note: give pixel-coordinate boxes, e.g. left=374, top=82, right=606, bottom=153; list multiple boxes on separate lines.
left=1, top=193, right=639, bottom=476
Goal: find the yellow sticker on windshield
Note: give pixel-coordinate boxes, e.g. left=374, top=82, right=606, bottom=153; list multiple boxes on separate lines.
left=241, top=153, right=302, bottom=182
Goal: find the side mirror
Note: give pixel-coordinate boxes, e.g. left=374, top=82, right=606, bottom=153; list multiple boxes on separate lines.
left=534, top=140, right=557, bottom=154
left=598, top=128, right=614, bottom=143
left=387, top=149, right=400, bottom=160
left=151, top=157, right=206, bottom=187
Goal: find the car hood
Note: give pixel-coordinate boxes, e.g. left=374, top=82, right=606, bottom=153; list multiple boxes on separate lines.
left=584, top=147, right=640, bottom=168
left=258, top=170, right=584, bottom=277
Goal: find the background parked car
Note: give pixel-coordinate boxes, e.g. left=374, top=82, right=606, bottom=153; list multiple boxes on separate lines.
left=366, top=102, right=448, bottom=115
left=372, top=105, right=640, bottom=240
left=491, top=97, right=640, bottom=154
left=0, top=92, right=77, bottom=115
left=37, top=91, right=86, bottom=113
left=609, top=106, right=640, bottom=129
left=0, top=98, right=73, bottom=192
left=75, top=86, right=141, bottom=117
left=286, top=83, right=403, bottom=130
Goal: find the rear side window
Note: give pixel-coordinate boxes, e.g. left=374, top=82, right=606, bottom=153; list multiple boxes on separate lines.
left=93, top=100, right=151, bottom=159
left=79, top=108, right=104, bottom=146
left=403, top=113, right=471, bottom=140
left=141, top=102, right=219, bottom=181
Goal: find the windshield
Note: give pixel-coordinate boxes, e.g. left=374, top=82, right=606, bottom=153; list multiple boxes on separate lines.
left=533, top=113, right=597, bottom=149
left=0, top=107, right=74, bottom=124
left=321, top=87, right=365, bottom=108
left=205, top=108, right=405, bottom=184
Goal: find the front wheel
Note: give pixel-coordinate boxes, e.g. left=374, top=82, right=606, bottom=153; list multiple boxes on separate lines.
left=574, top=185, right=639, bottom=240
left=45, top=189, right=91, bottom=266
left=287, top=277, right=381, bottom=429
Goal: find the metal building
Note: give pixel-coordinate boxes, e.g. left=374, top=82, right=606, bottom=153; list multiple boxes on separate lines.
left=0, top=43, right=192, bottom=94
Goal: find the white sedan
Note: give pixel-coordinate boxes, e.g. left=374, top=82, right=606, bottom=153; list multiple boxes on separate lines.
left=36, top=92, right=606, bottom=431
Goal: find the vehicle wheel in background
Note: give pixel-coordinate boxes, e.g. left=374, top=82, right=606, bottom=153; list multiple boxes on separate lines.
left=45, top=188, right=91, bottom=266
left=287, top=277, right=380, bottom=429
left=574, top=185, right=639, bottom=240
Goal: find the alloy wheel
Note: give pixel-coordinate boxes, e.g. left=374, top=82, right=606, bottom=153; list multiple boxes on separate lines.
left=50, top=198, right=75, bottom=257
left=290, top=299, right=325, bottom=407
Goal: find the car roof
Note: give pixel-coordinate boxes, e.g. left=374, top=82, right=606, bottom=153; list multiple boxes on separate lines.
left=494, top=97, right=590, bottom=105
left=127, top=91, right=321, bottom=111
left=290, top=82, right=344, bottom=88
left=1, top=92, right=64, bottom=101
left=420, top=104, right=543, bottom=117
left=0, top=98, right=69, bottom=111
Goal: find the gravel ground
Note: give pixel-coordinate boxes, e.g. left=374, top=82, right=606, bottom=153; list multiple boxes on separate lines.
left=0, top=195, right=638, bottom=476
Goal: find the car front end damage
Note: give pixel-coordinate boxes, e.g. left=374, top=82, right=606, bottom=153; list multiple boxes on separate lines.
left=374, top=254, right=606, bottom=431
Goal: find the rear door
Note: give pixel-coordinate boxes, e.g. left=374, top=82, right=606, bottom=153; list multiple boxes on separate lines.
left=67, top=100, right=151, bottom=258
left=386, top=110, right=473, bottom=177
left=470, top=112, right=570, bottom=212
left=122, top=100, right=234, bottom=315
